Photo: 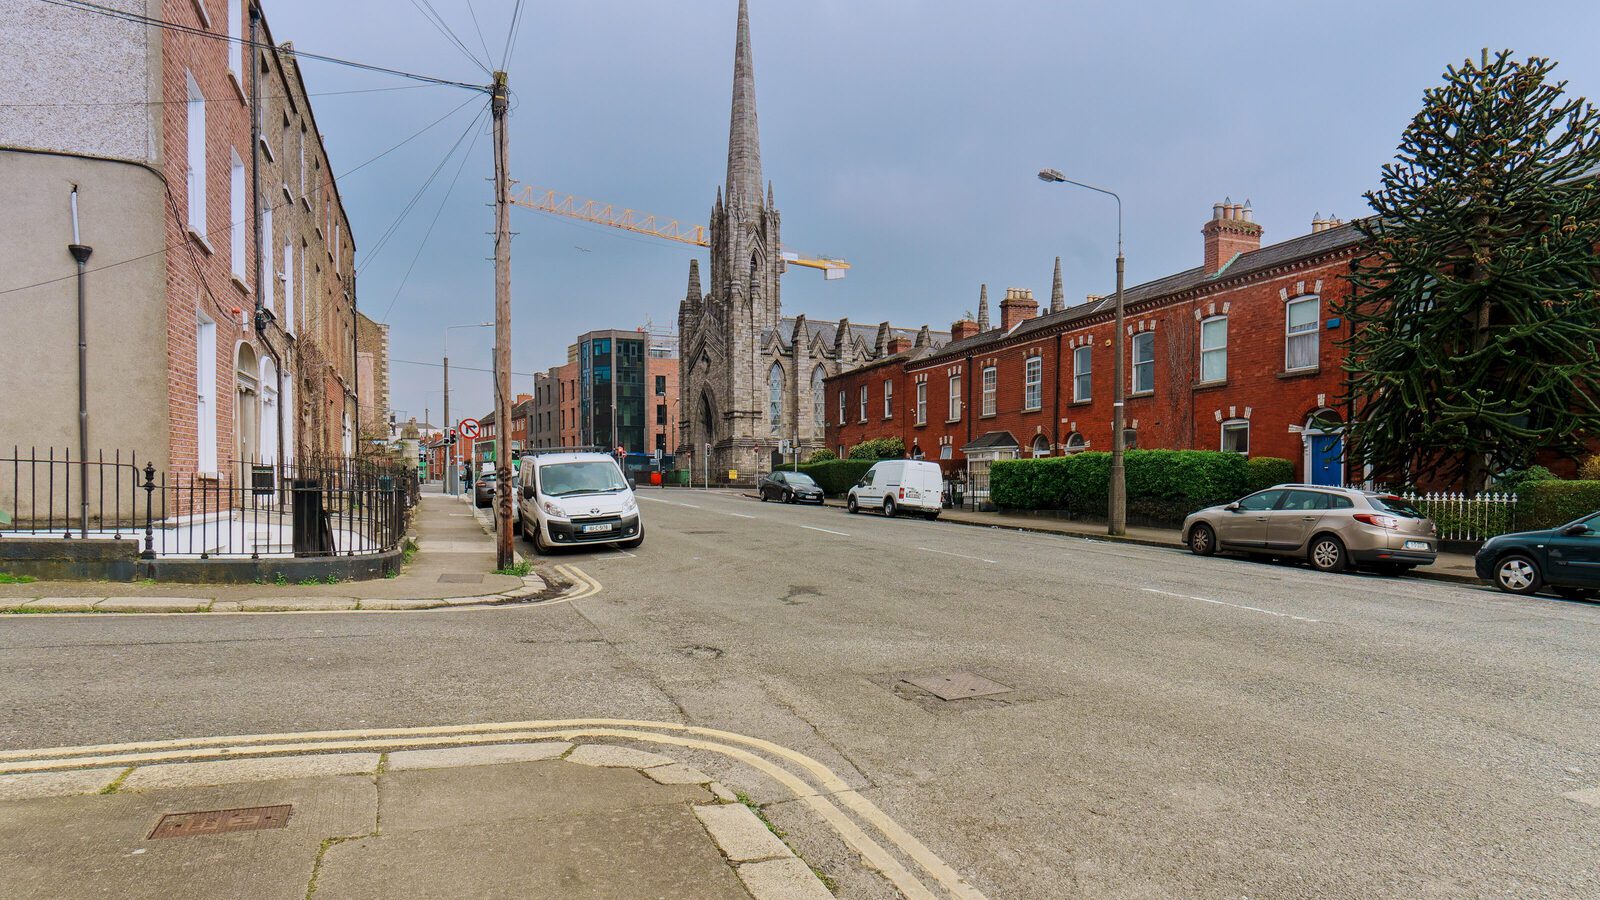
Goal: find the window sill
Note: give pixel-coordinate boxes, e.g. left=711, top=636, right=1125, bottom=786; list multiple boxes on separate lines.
left=1021, top=406, right=1043, bottom=414
left=1193, top=379, right=1228, bottom=392
left=230, top=274, right=249, bottom=295
left=196, top=471, right=220, bottom=482
left=1069, top=398, right=1093, bottom=407
left=945, top=418, right=962, bottom=425
left=187, top=228, right=215, bottom=255
left=914, top=421, right=927, bottom=428
left=300, top=196, right=311, bottom=211
left=228, top=69, right=247, bottom=104
left=259, top=135, right=275, bottom=162
left=1277, top=366, right=1320, bottom=380
left=1128, top=390, right=1154, bottom=399
left=979, top=412, right=997, bottom=419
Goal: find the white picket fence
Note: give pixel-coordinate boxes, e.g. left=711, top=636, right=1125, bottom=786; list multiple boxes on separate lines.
left=1396, top=490, right=1519, bottom=542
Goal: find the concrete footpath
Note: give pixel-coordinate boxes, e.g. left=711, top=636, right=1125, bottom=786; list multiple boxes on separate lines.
left=0, top=488, right=552, bottom=613
left=0, top=741, right=832, bottom=900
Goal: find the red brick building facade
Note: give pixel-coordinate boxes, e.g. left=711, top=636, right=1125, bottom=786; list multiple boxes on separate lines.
left=826, top=203, right=1361, bottom=486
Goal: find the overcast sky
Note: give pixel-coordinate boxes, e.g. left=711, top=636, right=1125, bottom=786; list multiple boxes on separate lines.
left=260, top=0, right=1600, bottom=428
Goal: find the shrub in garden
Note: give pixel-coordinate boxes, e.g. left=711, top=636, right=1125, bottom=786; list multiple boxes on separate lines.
left=804, top=448, right=837, bottom=463
left=991, top=449, right=1264, bottom=522
left=1579, top=454, right=1600, bottom=481
left=1244, top=457, right=1296, bottom=493
left=1520, top=479, right=1600, bottom=530
left=796, top=459, right=874, bottom=496
left=847, top=437, right=905, bottom=460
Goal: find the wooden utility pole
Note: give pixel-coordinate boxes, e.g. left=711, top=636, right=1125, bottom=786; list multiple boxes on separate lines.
left=491, top=71, right=514, bottom=569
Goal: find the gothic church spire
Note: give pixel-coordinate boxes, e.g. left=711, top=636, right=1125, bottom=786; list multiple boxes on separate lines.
left=1050, top=257, right=1065, bottom=312
left=725, top=0, right=762, bottom=211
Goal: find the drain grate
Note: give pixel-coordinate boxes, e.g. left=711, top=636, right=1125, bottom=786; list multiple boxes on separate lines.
left=902, top=672, right=1013, bottom=701
left=149, top=805, right=292, bottom=839
left=437, top=573, right=484, bottom=584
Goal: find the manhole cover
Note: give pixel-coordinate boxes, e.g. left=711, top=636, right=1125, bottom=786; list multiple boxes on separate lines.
left=437, top=573, right=484, bottom=584
left=149, top=805, right=292, bottom=839
left=902, top=672, right=1013, bottom=701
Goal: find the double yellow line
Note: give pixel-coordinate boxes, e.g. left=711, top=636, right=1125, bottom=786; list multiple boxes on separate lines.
left=0, top=717, right=982, bottom=899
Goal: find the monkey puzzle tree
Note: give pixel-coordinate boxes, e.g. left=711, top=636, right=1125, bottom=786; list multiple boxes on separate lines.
left=1338, top=50, right=1600, bottom=489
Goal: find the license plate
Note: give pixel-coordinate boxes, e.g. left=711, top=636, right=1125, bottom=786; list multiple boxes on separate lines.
left=1403, top=540, right=1429, bottom=551
left=581, top=523, right=615, bottom=534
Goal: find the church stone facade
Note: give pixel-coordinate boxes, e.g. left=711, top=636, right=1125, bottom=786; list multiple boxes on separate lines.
left=677, top=0, right=946, bottom=481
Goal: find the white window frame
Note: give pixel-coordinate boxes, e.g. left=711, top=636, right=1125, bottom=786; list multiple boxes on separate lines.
left=1200, top=315, right=1228, bottom=383
left=1073, top=345, right=1092, bottom=402
left=226, top=0, right=242, bottom=85
left=883, top=379, right=893, bottom=418
left=1065, top=432, right=1087, bottom=453
left=260, top=205, right=273, bottom=312
left=838, top=390, right=845, bottom=426
left=298, top=127, right=306, bottom=198
left=915, top=381, right=927, bottom=425
left=1131, top=332, right=1155, bottom=394
left=1023, top=356, right=1042, bottom=411
left=948, top=374, right=961, bottom=421
left=229, top=149, right=246, bottom=278
left=185, top=72, right=206, bottom=233
left=195, top=315, right=218, bottom=474
left=858, top=385, right=868, bottom=423
left=981, top=366, right=997, bottom=416
left=1221, top=418, right=1250, bottom=454
left=283, top=237, right=294, bottom=334
left=1286, top=296, right=1319, bottom=371
left=1031, top=435, right=1050, bottom=458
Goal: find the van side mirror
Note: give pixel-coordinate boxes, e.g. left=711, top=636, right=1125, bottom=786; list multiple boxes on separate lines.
left=627, top=476, right=636, bottom=490
left=522, top=485, right=534, bottom=501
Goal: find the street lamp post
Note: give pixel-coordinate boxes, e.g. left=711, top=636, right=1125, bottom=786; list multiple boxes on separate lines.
left=444, top=322, right=493, bottom=496
left=1038, top=168, right=1126, bottom=536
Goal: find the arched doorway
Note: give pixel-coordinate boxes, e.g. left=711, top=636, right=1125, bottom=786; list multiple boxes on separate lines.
left=1031, top=434, right=1051, bottom=458
left=260, top=357, right=279, bottom=465
left=235, top=343, right=260, bottom=467
left=1303, top=408, right=1344, bottom=486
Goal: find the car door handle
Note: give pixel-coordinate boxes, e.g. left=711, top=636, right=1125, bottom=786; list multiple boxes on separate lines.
left=1254, top=516, right=1268, bottom=521
left=1302, top=515, right=1317, bottom=521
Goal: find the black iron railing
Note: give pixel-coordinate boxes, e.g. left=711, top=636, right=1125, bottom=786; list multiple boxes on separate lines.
left=1, top=448, right=418, bottom=560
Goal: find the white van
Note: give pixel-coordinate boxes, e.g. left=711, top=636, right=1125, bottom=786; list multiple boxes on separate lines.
left=846, top=459, right=944, bottom=519
left=517, top=451, right=643, bottom=554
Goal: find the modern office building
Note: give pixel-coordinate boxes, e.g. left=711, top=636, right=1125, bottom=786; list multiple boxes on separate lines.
left=530, top=329, right=677, bottom=455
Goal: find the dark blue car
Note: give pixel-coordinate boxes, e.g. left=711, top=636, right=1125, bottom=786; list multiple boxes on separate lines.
left=1474, top=511, right=1600, bottom=600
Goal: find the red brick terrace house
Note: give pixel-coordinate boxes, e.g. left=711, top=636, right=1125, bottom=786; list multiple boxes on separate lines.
left=825, top=202, right=1361, bottom=487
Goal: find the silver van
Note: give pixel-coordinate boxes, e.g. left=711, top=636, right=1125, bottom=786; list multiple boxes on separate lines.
left=517, top=451, right=643, bottom=554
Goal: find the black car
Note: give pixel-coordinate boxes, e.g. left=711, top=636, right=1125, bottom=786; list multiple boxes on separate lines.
left=758, top=471, right=825, bottom=504
left=1474, top=510, right=1600, bottom=600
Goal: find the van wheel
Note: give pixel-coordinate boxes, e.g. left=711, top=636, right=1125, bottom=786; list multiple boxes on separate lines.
left=846, top=496, right=859, bottom=514
left=530, top=525, right=551, bottom=556
left=883, top=497, right=897, bottom=518
left=1308, top=534, right=1348, bottom=573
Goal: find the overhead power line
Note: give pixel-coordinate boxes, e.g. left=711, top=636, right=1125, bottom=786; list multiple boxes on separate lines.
left=0, top=83, right=444, bottom=108
left=358, top=106, right=488, bottom=276
left=35, top=0, right=490, bottom=92
left=408, top=0, right=492, bottom=75
left=501, top=0, right=527, bottom=70
left=0, top=93, right=484, bottom=298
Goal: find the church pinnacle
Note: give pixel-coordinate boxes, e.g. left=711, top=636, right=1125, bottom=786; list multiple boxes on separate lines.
left=1050, top=257, right=1065, bottom=312
left=725, top=0, right=763, bottom=212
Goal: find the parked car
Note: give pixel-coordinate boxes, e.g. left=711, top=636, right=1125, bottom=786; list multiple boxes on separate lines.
left=846, top=459, right=944, bottom=519
left=517, top=450, right=642, bottom=554
left=473, top=472, right=496, bottom=508
left=1474, top=510, right=1600, bottom=599
left=758, top=471, right=825, bottom=504
left=1183, top=485, right=1438, bottom=574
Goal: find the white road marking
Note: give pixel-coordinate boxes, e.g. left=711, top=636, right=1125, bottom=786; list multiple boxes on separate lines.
left=1142, top=587, right=1322, bottom=623
left=728, top=513, right=757, bottom=519
left=918, top=547, right=997, bottom=564
left=639, top=496, right=698, bottom=508
left=800, top=525, right=850, bottom=536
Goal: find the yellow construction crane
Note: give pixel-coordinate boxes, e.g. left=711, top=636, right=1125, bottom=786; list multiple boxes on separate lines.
left=506, top=182, right=851, bottom=279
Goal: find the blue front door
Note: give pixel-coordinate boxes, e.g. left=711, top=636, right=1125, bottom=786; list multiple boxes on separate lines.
left=1309, top=434, right=1343, bottom=486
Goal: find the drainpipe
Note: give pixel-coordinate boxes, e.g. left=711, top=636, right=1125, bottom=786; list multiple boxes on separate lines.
left=68, top=188, right=92, bottom=539
left=247, top=1, right=285, bottom=471
left=1052, top=329, right=1064, bottom=455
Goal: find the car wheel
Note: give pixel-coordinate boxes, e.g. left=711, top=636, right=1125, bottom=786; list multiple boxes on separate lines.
left=1308, top=534, right=1348, bottom=573
left=846, top=496, right=859, bottom=514
left=883, top=497, right=897, bottom=518
left=1493, top=554, right=1541, bottom=595
left=1188, top=523, right=1217, bottom=557
left=759, top=490, right=768, bottom=502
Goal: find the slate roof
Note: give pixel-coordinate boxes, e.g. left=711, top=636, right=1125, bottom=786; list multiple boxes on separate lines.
left=962, top=430, right=1020, bottom=452
left=763, top=317, right=952, bottom=352
left=922, top=221, right=1367, bottom=365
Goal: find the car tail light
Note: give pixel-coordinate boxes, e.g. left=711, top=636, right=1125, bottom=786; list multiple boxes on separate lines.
left=1353, top=513, right=1399, bottom=529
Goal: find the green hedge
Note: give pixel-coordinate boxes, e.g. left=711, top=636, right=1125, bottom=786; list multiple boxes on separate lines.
left=990, top=451, right=1296, bottom=523
left=1245, top=457, right=1296, bottom=494
left=847, top=437, right=904, bottom=460
left=796, top=459, right=874, bottom=496
left=1520, top=479, right=1600, bottom=530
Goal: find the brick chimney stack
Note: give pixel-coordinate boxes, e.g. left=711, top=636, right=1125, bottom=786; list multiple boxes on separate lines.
left=951, top=318, right=979, bottom=342
left=886, top=335, right=911, bottom=355
left=999, top=288, right=1038, bottom=331
left=1202, top=197, right=1263, bottom=274
left=515, top=393, right=532, bottom=404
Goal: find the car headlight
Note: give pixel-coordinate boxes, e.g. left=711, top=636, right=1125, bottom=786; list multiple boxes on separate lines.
left=541, top=500, right=568, bottom=519
left=622, top=494, right=637, bottom=513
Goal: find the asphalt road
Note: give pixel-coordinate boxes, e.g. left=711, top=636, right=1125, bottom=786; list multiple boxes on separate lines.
left=4, top=489, right=1598, bottom=898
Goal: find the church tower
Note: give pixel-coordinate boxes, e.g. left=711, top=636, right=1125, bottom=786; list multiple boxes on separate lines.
left=677, top=0, right=785, bottom=478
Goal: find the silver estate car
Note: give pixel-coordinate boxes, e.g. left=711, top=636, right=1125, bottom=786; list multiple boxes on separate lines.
left=1182, top=484, right=1439, bottom=575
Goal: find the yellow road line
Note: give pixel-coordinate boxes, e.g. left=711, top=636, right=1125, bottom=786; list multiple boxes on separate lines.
left=0, top=716, right=977, bottom=898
